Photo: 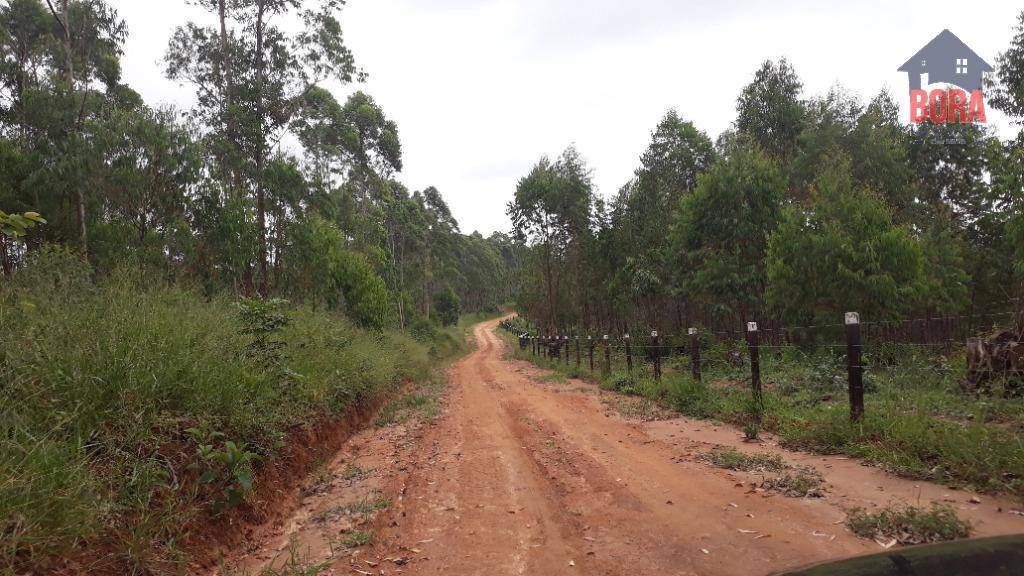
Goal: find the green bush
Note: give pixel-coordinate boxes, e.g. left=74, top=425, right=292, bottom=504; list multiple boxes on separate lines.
left=433, top=287, right=461, bottom=327
left=0, top=268, right=437, bottom=573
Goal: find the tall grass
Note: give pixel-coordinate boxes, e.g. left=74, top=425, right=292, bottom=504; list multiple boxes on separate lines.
left=0, top=255, right=452, bottom=574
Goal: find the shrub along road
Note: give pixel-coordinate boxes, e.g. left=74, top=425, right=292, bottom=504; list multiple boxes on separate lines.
left=223, top=318, right=1024, bottom=576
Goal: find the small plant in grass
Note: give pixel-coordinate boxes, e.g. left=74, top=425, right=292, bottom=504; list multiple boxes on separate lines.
left=186, top=428, right=260, bottom=514
left=699, top=448, right=787, bottom=473
left=238, top=297, right=291, bottom=370
left=845, top=503, right=971, bottom=545
left=338, top=530, right=374, bottom=549
left=606, top=374, right=639, bottom=395
left=537, top=372, right=567, bottom=384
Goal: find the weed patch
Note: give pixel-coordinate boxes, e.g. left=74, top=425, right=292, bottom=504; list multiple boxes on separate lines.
left=845, top=503, right=971, bottom=545
left=761, top=467, right=826, bottom=498
left=338, top=530, right=374, bottom=549
left=699, top=448, right=787, bottom=473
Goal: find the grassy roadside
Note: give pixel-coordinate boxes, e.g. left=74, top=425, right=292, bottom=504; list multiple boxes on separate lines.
left=496, top=329, right=1024, bottom=502
left=0, top=257, right=491, bottom=575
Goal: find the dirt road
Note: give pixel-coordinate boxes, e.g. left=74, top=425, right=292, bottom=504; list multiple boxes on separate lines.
left=225, top=317, right=1024, bottom=576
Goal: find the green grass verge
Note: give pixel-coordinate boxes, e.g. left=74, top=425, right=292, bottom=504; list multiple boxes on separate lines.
left=0, top=265, right=482, bottom=574
left=497, top=329, right=1024, bottom=501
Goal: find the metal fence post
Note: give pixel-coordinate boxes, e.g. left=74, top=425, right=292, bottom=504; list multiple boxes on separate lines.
left=846, top=312, right=865, bottom=423
left=689, top=327, right=701, bottom=382
left=746, top=322, right=763, bottom=421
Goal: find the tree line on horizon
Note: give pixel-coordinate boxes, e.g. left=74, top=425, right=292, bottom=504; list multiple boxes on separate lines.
left=509, top=14, right=1024, bottom=335
left=0, top=0, right=523, bottom=329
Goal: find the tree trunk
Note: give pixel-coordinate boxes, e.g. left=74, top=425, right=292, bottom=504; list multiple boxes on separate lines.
left=0, top=235, right=12, bottom=277
left=59, top=0, right=87, bottom=258
left=254, top=0, right=268, bottom=295
left=543, top=242, right=555, bottom=333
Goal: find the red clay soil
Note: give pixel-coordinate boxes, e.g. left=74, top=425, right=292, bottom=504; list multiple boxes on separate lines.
left=185, top=397, right=395, bottom=573
left=215, top=318, right=1024, bottom=576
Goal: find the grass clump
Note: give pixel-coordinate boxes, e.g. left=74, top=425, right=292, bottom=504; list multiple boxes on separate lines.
left=244, top=538, right=331, bottom=576
left=761, top=467, right=826, bottom=498
left=338, top=530, right=374, bottom=549
left=698, top=448, right=825, bottom=497
left=846, top=503, right=972, bottom=545
left=375, top=384, right=442, bottom=427
left=338, top=496, right=391, bottom=515
left=699, top=448, right=787, bottom=473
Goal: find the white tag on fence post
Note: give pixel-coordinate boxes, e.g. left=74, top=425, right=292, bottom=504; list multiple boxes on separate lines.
left=688, top=328, right=697, bottom=335
left=845, top=312, right=860, bottom=325
left=747, top=322, right=758, bottom=332
left=651, top=330, right=658, bottom=338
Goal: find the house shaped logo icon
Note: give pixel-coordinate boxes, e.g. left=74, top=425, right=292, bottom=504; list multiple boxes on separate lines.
left=897, top=29, right=992, bottom=92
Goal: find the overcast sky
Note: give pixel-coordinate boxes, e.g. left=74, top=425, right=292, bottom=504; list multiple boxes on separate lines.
left=110, top=0, right=1020, bottom=236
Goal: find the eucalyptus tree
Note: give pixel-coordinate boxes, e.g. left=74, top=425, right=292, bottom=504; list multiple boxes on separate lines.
left=166, top=0, right=363, bottom=293
left=508, top=146, right=594, bottom=330
left=609, top=110, right=714, bottom=326
left=0, top=0, right=127, bottom=257
left=986, top=10, right=1024, bottom=129
left=766, top=156, right=927, bottom=325
left=736, top=58, right=806, bottom=162
left=669, top=140, right=785, bottom=323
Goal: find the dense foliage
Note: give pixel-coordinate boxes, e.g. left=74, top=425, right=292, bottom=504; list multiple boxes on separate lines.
left=0, top=0, right=522, bottom=324
left=510, top=16, right=1024, bottom=332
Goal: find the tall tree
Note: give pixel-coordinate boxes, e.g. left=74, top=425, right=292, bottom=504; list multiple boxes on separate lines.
left=508, top=146, right=594, bottom=331
left=766, top=156, right=928, bottom=324
left=736, top=58, right=806, bottom=161
left=167, top=0, right=362, bottom=293
left=669, top=140, right=785, bottom=322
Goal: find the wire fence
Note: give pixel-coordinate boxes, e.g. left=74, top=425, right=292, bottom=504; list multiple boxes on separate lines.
left=499, top=308, right=1024, bottom=423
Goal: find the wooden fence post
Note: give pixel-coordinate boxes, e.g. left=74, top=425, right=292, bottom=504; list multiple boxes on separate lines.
left=603, top=335, right=611, bottom=377
left=846, top=312, right=864, bottom=423
left=624, top=333, right=633, bottom=374
left=575, top=336, right=581, bottom=370
left=651, top=330, right=662, bottom=381
left=588, top=336, right=594, bottom=372
left=746, top=322, right=763, bottom=421
left=689, top=327, right=701, bottom=382
left=563, top=336, right=570, bottom=366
